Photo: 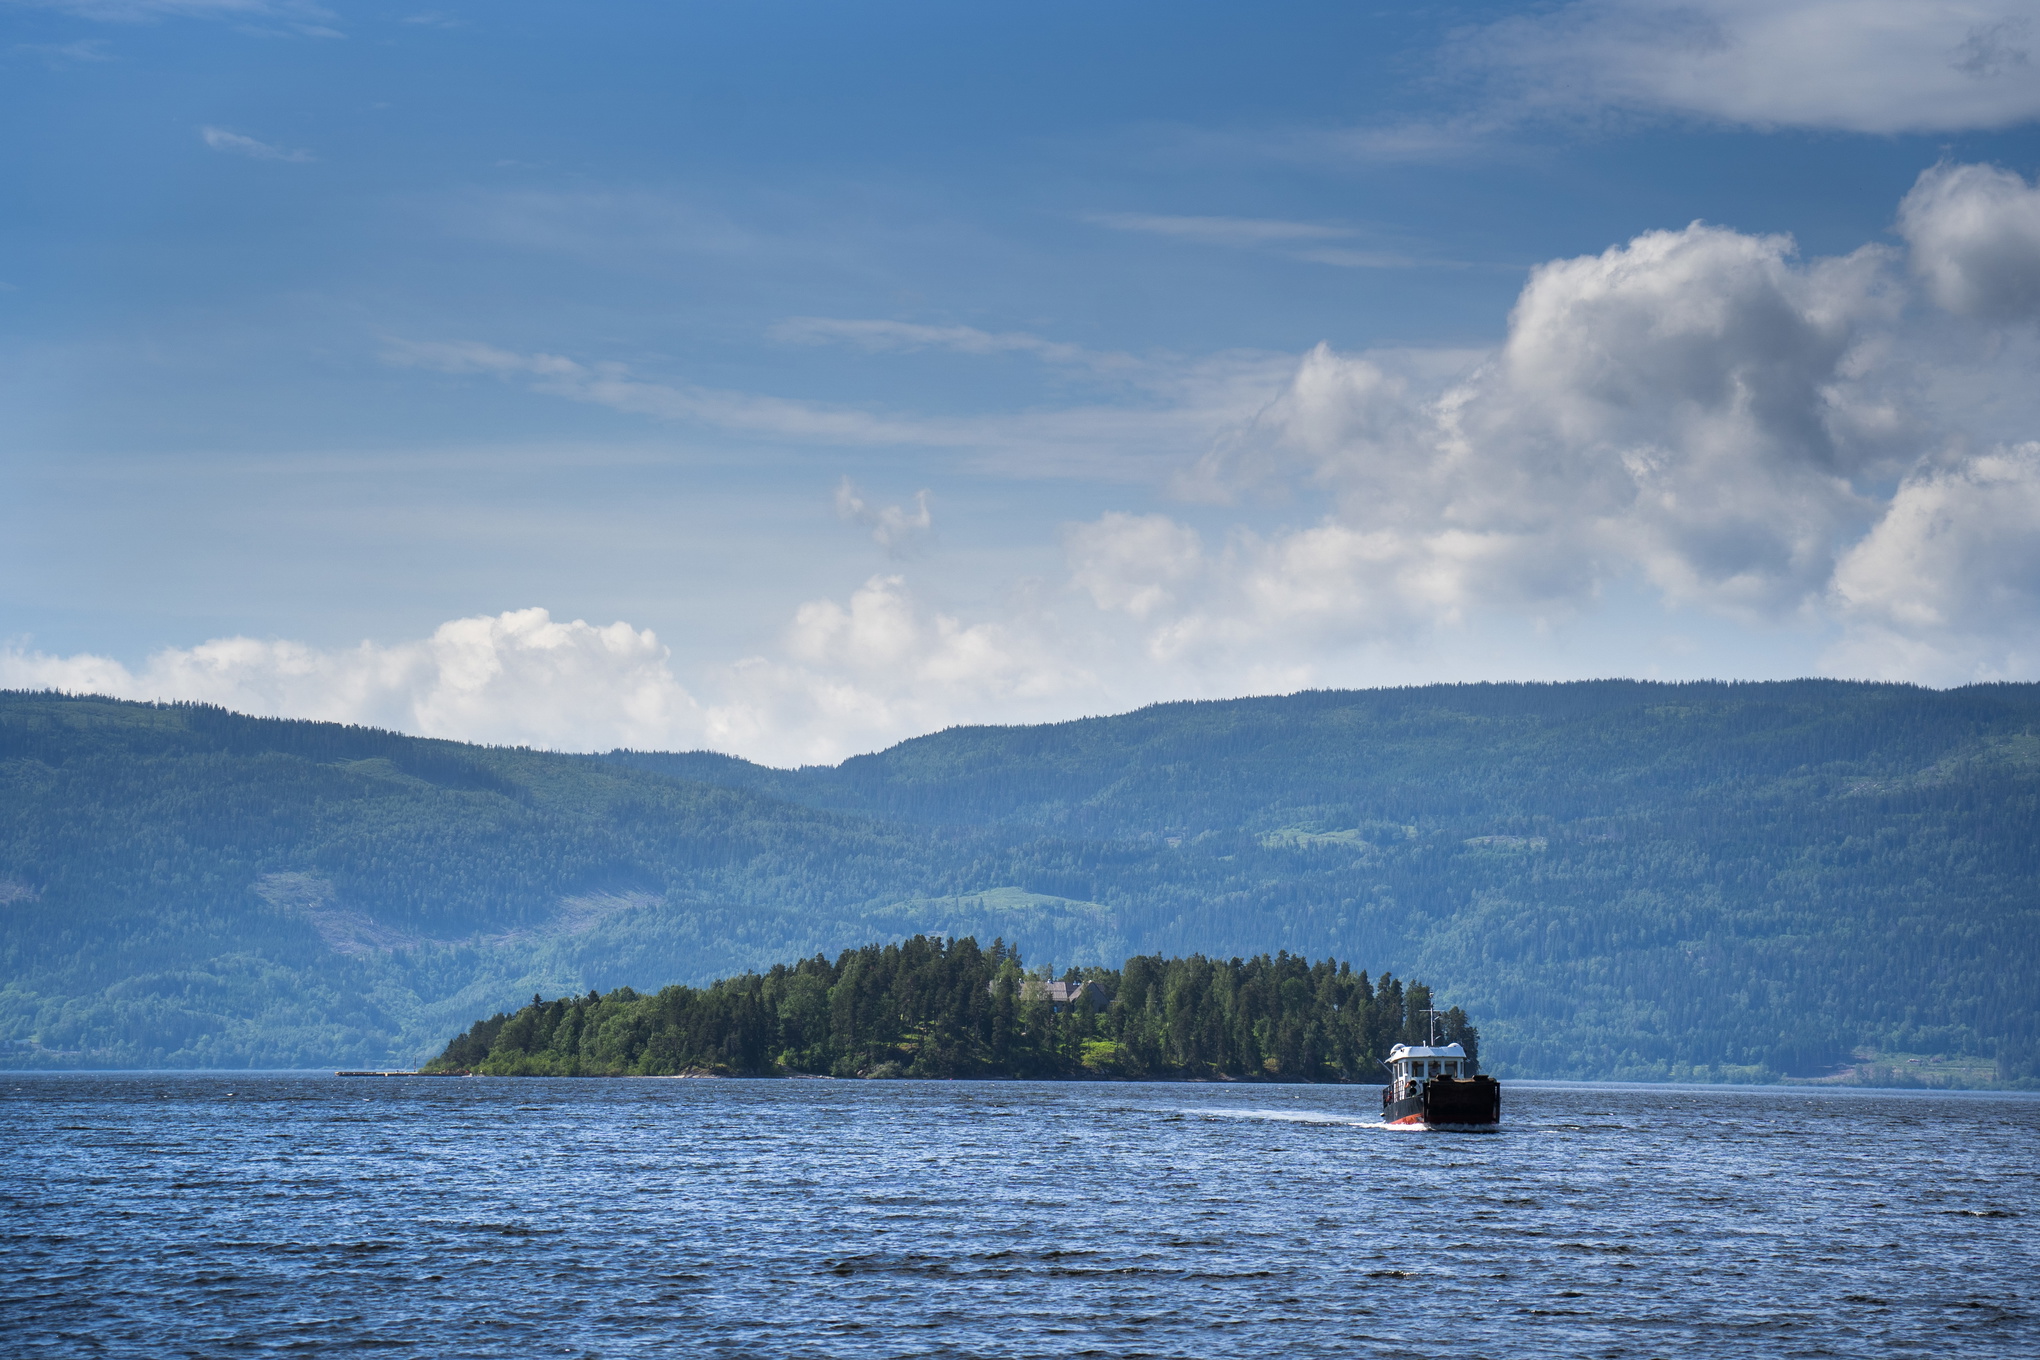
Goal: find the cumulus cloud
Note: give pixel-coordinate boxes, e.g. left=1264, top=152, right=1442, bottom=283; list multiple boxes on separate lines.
left=1899, top=161, right=2040, bottom=320
left=1065, top=512, right=1205, bottom=620
left=701, top=576, right=1098, bottom=763
left=1470, top=226, right=1901, bottom=614
left=1052, top=169, right=2040, bottom=689
left=2, top=609, right=702, bottom=751
left=1827, top=442, right=2040, bottom=680
left=835, top=478, right=934, bottom=556
left=1, top=588, right=1103, bottom=766
left=1151, top=221, right=1908, bottom=645
left=781, top=576, right=1072, bottom=695
left=200, top=125, right=314, bottom=162
left=1463, top=0, right=2040, bottom=134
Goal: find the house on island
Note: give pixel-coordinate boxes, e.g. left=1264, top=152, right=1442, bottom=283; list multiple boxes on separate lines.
left=990, top=978, right=1107, bottom=1013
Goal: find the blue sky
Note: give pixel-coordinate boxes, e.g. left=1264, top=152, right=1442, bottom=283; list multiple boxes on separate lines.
left=6, top=0, right=2040, bottom=761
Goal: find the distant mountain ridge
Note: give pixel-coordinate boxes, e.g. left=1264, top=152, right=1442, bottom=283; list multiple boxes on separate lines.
left=3, top=681, right=2036, bottom=1082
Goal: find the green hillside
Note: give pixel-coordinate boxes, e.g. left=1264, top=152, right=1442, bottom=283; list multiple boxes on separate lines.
left=3, top=682, right=2036, bottom=1081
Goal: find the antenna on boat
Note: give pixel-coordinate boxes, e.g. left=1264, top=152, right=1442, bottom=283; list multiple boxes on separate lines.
left=1422, top=1006, right=1443, bottom=1046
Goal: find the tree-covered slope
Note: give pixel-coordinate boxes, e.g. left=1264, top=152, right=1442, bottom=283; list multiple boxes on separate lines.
left=0, top=694, right=965, bottom=1067
left=4, top=681, right=2037, bottom=1080
left=618, top=680, right=2040, bottom=1083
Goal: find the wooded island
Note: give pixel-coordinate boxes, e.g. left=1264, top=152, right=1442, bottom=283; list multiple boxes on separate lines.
left=423, top=935, right=1476, bottom=1079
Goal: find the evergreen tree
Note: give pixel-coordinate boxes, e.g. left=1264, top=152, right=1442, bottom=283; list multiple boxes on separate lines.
left=424, top=937, right=1469, bottom=1081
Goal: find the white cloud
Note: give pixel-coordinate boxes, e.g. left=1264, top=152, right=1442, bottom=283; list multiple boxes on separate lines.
left=835, top=478, right=934, bottom=556
left=200, top=125, right=314, bottom=162
left=1898, top=161, right=2040, bottom=320
left=1062, top=517, right=1452, bottom=666
left=1, top=587, right=1102, bottom=767
left=1827, top=442, right=2040, bottom=680
left=2, top=609, right=701, bottom=751
left=1462, top=0, right=2040, bottom=134
left=1065, top=512, right=1205, bottom=620
left=1061, top=172, right=2040, bottom=685
left=1468, top=226, right=1901, bottom=616
left=780, top=576, right=1068, bottom=695
left=721, top=575, right=1094, bottom=762
left=683, top=574, right=1101, bottom=764
left=1150, top=221, right=1908, bottom=647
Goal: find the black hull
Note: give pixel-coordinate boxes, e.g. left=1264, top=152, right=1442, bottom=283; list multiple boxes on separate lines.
left=1382, top=1075, right=1501, bottom=1127
left=1383, top=1093, right=1426, bottom=1123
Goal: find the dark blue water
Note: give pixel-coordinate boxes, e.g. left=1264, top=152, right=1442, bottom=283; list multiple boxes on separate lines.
left=4, top=1075, right=2036, bottom=1358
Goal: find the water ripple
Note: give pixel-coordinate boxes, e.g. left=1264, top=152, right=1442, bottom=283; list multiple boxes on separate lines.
left=3, top=1076, right=2037, bottom=1357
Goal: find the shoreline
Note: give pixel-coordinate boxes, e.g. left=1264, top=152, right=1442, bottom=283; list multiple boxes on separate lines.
left=7, top=1069, right=2037, bottom=1096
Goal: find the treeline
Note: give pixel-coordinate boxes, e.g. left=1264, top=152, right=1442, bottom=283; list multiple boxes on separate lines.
left=423, top=936, right=1478, bottom=1080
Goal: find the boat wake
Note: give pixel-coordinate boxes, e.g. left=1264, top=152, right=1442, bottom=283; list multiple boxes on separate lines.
left=1182, top=1107, right=1375, bottom=1128
left=1180, top=1108, right=1504, bottom=1133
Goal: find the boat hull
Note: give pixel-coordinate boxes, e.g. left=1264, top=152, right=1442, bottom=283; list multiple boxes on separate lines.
left=1383, top=1093, right=1427, bottom=1125
left=1382, top=1075, right=1501, bottom=1127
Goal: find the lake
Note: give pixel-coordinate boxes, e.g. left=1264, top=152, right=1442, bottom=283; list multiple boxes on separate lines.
left=3, top=1075, right=2035, bottom=1357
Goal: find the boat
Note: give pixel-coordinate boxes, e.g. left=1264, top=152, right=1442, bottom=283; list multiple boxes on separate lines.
left=1380, top=1041, right=1501, bottom=1127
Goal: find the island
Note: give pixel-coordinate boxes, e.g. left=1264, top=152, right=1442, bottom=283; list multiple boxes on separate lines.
left=423, top=935, right=1479, bottom=1080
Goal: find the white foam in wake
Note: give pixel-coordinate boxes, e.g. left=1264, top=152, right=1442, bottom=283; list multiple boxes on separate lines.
left=1181, top=1107, right=1375, bottom=1127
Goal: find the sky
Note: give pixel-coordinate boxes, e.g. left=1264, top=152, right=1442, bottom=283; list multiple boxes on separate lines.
left=4, top=0, right=2040, bottom=764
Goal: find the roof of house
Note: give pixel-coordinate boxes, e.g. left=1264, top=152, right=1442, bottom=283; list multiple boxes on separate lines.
left=989, top=978, right=1105, bottom=1003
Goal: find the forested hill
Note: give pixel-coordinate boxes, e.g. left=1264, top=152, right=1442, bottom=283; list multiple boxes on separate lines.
left=423, top=937, right=1477, bottom=1082
left=607, top=680, right=2037, bottom=836
left=3, top=681, right=2037, bottom=1082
